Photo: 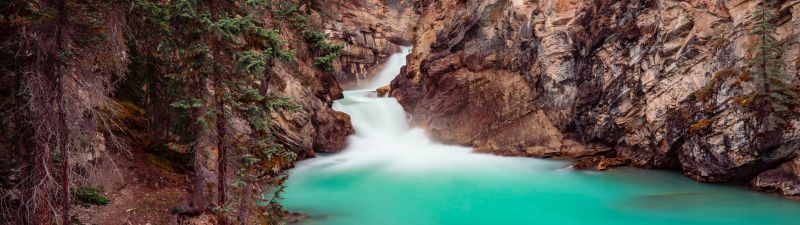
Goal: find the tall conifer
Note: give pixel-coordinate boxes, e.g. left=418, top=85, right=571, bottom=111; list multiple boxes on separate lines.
left=750, top=0, right=800, bottom=122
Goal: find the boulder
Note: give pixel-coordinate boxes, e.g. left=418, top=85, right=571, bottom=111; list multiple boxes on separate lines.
left=753, top=156, right=800, bottom=197
left=313, top=110, right=354, bottom=153
left=376, top=85, right=391, bottom=97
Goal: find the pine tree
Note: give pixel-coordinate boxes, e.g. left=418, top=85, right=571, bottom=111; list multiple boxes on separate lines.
left=131, top=0, right=297, bottom=223
left=750, top=0, right=800, bottom=122
left=2, top=0, right=303, bottom=223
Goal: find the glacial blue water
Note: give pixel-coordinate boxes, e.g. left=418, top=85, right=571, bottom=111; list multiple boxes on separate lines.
left=280, top=47, right=800, bottom=225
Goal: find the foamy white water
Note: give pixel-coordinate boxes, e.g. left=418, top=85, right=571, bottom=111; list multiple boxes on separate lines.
left=296, top=90, right=529, bottom=172
left=357, top=46, right=412, bottom=90
left=281, top=47, right=800, bottom=225
left=295, top=46, right=531, bottom=172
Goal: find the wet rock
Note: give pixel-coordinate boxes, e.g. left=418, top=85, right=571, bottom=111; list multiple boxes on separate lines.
left=753, top=156, right=800, bottom=198
left=313, top=110, right=355, bottom=153
left=678, top=113, right=798, bottom=182
left=392, top=0, right=800, bottom=196
left=283, top=212, right=311, bottom=224
left=376, top=85, right=391, bottom=97
left=572, top=155, right=631, bottom=171
left=267, top=43, right=350, bottom=157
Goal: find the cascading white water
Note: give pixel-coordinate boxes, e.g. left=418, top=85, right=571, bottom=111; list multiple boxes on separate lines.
left=357, top=46, right=412, bottom=90
left=281, top=47, right=800, bottom=225
left=307, top=90, right=518, bottom=172
left=297, top=46, right=518, bottom=172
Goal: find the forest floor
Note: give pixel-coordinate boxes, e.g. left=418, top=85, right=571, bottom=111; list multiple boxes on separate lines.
left=74, top=147, right=189, bottom=225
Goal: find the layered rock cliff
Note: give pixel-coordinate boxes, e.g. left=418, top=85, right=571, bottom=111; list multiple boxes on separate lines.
left=392, top=0, right=800, bottom=197
left=274, top=0, right=417, bottom=156
left=310, top=0, right=417, bottom=88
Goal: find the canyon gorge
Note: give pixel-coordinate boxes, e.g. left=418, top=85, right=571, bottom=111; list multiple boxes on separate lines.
left=391, top=0, right=800, bottom=197
left=1, top=0, right=799, bottom=224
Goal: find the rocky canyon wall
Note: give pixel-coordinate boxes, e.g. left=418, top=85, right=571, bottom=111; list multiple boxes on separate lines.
left=268, top=0, right=418, bottom=157
left=391, top=0, right=800, bottom=197
left=309, top=0, right=417, bottom=88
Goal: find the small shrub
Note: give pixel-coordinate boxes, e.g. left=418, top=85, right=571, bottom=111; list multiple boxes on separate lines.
left=147, top=153, right=180, bottom=173
left=313, top=52, right=340, bottom=71
left=71, top=186, right=111, bottom=208
left=302, top=31, right=343, bottom=71
left=170, top=206, right=187, bottom=214
left=288, top=15, right=308, bottom=29
left=274, top=3, right=307, bottom=29
left=273, top=3, right=300, bottom=20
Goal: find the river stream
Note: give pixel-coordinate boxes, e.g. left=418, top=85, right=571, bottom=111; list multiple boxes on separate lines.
left=281, top=47, right=800, bottom=225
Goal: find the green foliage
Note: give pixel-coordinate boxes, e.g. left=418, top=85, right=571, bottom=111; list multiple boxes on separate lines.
left=273, top=3, right=300, bottom=20
left=71, top=186, right=111, bottom=208
left=749, top=0, right=800, bottom=122
left=288, top=14, right=308, bottom=29
left=170, top=206, right=187, bottom=214
left=265, top=94, right=301, bottom=112
left=170, top=98, right=204, bottom=109
left=303, top=31, right=344, bottom=71
left=210, top=15, right=259, bottom=43
left=313, top=52, right=342, bottom=71
left=237, top=50, right=272, bottom=76
left=302, top=31, right=327, bottom=48
left=242, top=0, right=271, bottom=7
left=273, top=3, right=307, bottom=29
left=0, top=0, right=306, bottom=223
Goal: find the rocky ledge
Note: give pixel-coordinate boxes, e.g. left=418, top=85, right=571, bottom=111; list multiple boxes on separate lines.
left=392, top=0, right=800, bottom=198
left=753, top=155, right=800, bottom=198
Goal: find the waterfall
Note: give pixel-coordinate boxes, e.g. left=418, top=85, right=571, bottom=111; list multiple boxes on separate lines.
left=281, top=46, right=800, bottom=225
left=297, top=46, right=514, bottom=172
left=356, top=46, right=412, bottom=91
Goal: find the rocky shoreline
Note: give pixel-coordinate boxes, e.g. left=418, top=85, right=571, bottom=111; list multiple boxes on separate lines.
left=390, top=0, right=800, bottom=198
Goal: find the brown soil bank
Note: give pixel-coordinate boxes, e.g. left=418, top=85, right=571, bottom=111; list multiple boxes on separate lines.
left=392, top=0, right=800, bottom=198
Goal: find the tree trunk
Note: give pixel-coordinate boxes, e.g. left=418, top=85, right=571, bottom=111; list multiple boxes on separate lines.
left=190, top=77, right=219, bottom=212
left=237, top=181, right=253, bottom=224
left=54, top=1, right=70, bottom=223
left=207, top=1, right=229, bottom=224
left=30, top=0, right=70, bottom=224
left=32, top=142, right=52, bottom=225
left=260, top=63, right=273, bottom=96
left=215, top=86, right=227, bottom=225
left=57, top=75, right=70, bottom=225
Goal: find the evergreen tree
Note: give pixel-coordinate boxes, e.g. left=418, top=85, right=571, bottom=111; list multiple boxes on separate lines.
left=131, top=0, right=297, bottom=224
left=1, top=0, right=320, bottom=224
left=750, top=0, right=800, bottom=122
